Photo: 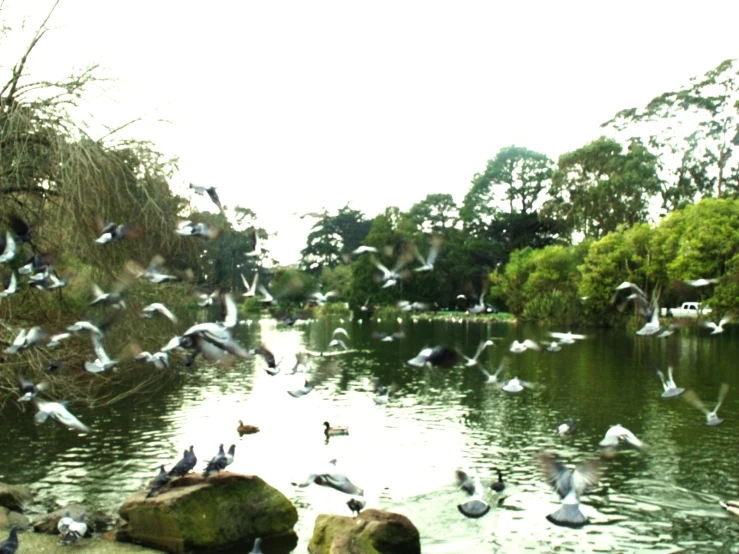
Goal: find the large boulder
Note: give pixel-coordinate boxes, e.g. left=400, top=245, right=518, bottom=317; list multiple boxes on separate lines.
left=308, top=509, right=420, bottom=554
left=0, top=507, right=29, bottom=530
left=0, top=484, right=31, bottom=513
left=117, top=472, right=297, bottom=554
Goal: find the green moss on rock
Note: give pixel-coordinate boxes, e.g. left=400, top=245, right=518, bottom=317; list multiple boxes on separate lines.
left=308, top=509, right=420, bottom=554
left=118, top=472, right=297, bottom=553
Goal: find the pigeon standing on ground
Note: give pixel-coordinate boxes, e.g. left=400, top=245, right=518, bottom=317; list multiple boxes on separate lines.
left=0, top=526, right=18, bottom=553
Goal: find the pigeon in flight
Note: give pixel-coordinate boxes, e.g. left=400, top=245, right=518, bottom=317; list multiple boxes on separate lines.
left=538, top=452, right=602, bottom=528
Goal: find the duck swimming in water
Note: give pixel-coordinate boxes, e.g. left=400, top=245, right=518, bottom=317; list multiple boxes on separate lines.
left=237, top=421, right=260, bottom=435
left=490, top=469, right=505, bottom=493
left=324, top=421, right=349, bottom=437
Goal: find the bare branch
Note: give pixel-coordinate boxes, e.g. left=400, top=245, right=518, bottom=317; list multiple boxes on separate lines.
left=0, top=0, right=60, bottom=102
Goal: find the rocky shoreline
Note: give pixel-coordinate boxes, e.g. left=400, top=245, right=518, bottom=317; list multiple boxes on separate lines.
left=2, top=475, right=420, bottom=554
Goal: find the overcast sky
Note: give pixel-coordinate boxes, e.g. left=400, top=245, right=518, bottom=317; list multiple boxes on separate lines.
left=4, top=1, right=739, bottom=263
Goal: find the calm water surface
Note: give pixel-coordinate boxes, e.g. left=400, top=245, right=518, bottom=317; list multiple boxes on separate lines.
left=2, top=316, right=739, bottom=553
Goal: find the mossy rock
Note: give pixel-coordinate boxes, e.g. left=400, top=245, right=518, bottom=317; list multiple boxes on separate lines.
left=118, top=472, right=297, bottom=554
left=0, top=484, right=31, bottom=512
left=308, top=509, right=420, bottom=554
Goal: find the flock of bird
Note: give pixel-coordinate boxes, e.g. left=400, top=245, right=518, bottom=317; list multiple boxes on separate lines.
left=0, top=190, right=735, bottom=552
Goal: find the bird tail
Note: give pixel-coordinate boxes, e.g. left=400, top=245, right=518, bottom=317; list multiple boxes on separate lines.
left=457, top=499, right=491, bottom=519
left=546, top=503, right=588, bottom=528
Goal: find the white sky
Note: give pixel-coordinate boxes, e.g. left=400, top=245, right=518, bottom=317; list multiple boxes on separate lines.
left=4, top=1, right=739, bottom=264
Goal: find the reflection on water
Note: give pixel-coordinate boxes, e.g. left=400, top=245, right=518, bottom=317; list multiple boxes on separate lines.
left=2, top=316, right=739, bottom=552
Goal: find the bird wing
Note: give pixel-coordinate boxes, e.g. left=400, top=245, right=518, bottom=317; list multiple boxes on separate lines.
left=538, top=452, right=573, bottom=499
left=719, top=315, right=732, bottom=327
left=715, top=383, right=730, bottom=412
left=572, top=458, right=602, bottom=497
left=51, top=403, right=91, bottom=433
left=221, top=293, right=238, bottom=328
left=91, top=334, right=112, bottom=364
left=454, top=469, right=477, bottom=495
left=332, top=327, right=350, bottom=339
left=240, top=273, right=251, bottom=293
left=372, top=259, right=392, bottom=279
left=258, top=284, right=273, bottom=302
left=157, top=304, right=178, bottom=323
left=427, top=241, right=440, bottom=266
left=522, top=339, right=540, bottom=351
left=684, top=390, right=711, bottom=416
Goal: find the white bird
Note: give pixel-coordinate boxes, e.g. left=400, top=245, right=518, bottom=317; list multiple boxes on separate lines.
left=455, top=469, right=490, bottom=519
left=704, top=315, right=731, bottom=335
left=684, top=384, right=729, bottom=426
left=34, top=399, right=90, bottom=433
left=61, top=513, right=88, bottom=544
left=245, top=228, right=263, bottom=257
left=500, top=377, right=531, bottom=394
left=478, top=358, right=506, bottom=385
left=332, top=327, right=350, bottom=340
left=135, top=351, right=170, bottom=370
left=468, top=291, right=487, bottom=314
left=328, top=338, right=349, bottom=350
left=311, top=290, right=337, bottom=306
left=396, top=300, right=429, bottom=312
left=240, top=273, right=259, bottom=297
left=548, top=331, right=587, bottom=344
left=509, top=339, right=540, bottom=354
left=195, top=290, right=218, bottom=307
left=0, top=272, right=17, bottom=298
left=0, top=232, right=16, bottom=263
left=599, top=424, right=645, bottom=449
left=90, top=283, right=125, bottom=309
left=655, top=366, right=685, bottom=398
left=84, top=334, right=118, bottom=373
left=538, top=452, right=602, bottom=528
left=541, top=340, right=562, bottom=352
left=685, top=278, right=719, bottom=287
left=57, top=511, right=73, bottom=536
left=258, top=284, right=274, bottom=304
left=557, top=418, right=576, bottom=437
left=142, top=302, right=178, bottom=323
left=176, top=220, right=222, bottom=239
left=373, top=383, right=398, bottom=404
left=66, top=320, right=105, bottom=338
left=293, top=459, right=364, bottom=496
left=413, top=239, right=440, bottom=272
left=352, top=245, right=378, bottom=255
left=635, top=303, right=661, bottom=336
left=5, top=326, right=49, bottom=353
left=461, top=340, right=495, bottom=367
left=47, top=332, right=71, bottom=350
left=372, top=257, right=407, bottom=288
left=4, top=328, right=27, bottom=354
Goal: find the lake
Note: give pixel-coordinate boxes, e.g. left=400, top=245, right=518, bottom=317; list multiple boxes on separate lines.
left=2, top=315, right=739, bottom=553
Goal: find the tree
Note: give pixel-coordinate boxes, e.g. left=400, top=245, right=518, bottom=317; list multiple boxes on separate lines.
left=300, top=204, right=371, bottom=275
left=603, top=59, right=739, bottom=209
left=541, top=137, right=660, bottom=239
left=577, top=223, right=656, bottom=325
left=406, top=193, right=460, bottom=234
left=461, top=146, right=554, bottom=235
